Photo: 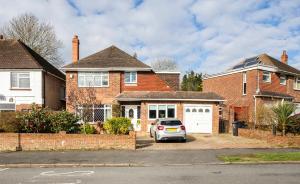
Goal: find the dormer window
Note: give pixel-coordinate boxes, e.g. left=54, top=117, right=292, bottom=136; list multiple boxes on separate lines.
left=125, top=72, right=137, bottom=84
left=262, top=71, right=271, bottom=83
left=280, top=75, right=286, bottom=85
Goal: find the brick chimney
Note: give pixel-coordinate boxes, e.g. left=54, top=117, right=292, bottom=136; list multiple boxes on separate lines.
left=281, top=50, right=288, bottom=64
left=72, top=35, right=80, bottom=64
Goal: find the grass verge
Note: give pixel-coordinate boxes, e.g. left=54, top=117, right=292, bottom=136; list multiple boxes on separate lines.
left=218, top=152, right=300, bottom=163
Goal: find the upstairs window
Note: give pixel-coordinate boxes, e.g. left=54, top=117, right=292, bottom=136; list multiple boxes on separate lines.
left=78, top=72, right=109, bottom=87
left=280, top=75, right=287, bottom=85
left=262, top=71, right=271, bottom=83
left=125, top=72, right=137, bottom=84
left=294, top=77, right=300, bottom=90
left=11, top=72, right=30, bottom=89
left=242, top=72, right=247, bottom=95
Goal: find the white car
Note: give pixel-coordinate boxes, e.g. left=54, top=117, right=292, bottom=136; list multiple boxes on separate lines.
left=150, top=119, right=186, bottom=143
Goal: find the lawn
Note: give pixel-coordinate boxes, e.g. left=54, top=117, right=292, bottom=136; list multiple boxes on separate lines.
left=218, top=152, right=300, bottom=163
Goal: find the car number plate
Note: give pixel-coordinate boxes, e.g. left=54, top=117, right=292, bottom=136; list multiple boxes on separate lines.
left=166, top=128, right=177, bottom=132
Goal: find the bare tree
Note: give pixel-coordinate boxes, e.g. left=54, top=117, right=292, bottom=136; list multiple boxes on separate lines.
left=151, top=59, right=178, bottom=72
left=1, top=13, right=63, bottom=67
left=67, top=87, right=99, bottom=133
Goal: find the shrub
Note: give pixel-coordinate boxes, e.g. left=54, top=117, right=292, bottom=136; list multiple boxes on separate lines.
left=103, top=117, right=132, bottom=135
left=254, top=105, right=275, bottom=130
left=80, top=124, right=97, bottom=134
left=0, top=112, right=20, bottom=132
left=49, top=111, right=80, bottom=133
left=17, top=104, right=52, bottom=133
left=272, top=102, right=296, bottom=135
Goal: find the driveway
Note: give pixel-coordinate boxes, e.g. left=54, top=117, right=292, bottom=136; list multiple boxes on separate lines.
left=136, top=134, right=274, bottom=150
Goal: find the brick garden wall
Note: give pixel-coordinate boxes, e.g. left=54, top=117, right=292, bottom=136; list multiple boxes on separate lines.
left=0, top=131, right=136, bottom=151
left=239, top=128, right=300, bottom=147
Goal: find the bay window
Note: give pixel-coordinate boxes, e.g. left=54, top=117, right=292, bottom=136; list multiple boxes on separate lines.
left=78, top=72, right=109, bottom=87
left=148, top=104, right=176, bottom=119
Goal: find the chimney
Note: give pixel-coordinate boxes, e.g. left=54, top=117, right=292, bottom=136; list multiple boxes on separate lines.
left=72, top=35, right=80, bottom=64
left=0, top=35, right=3, bottom=40
left=281, top=50, right=288, bottom=64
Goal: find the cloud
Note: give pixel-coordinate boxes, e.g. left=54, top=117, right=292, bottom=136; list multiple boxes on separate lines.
left=0, top=0, right=300, bottom=74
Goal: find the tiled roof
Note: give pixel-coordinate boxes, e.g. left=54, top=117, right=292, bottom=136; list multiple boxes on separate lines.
left=0, top=39, right=65, bottom=79
left=63, top=45, right=151, bottom=70
left=116, top=91, right=224, bottom=101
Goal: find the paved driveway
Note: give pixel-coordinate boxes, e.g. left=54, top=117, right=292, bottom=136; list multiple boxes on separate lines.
left=137, top=134, right=274, bottom=150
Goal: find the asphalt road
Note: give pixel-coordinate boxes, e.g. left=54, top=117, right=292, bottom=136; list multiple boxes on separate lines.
left=0, top=164, right=300, bottom=184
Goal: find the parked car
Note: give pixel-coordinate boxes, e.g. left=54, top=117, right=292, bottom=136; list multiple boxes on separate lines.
left=150, top=119, right=186, bottom=143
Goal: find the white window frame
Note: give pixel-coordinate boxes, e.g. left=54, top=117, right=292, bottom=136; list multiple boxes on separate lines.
left=262, top=71, right=271, bottom=83
left=242, top=72, right=247, bottom=95
left=10, top=72, right=30, bottom=89
left=124, top=71, right=137, bottom=84
left=280, top=75, right=287, bottom=85
left=148, top=104, right=177, bottom=120
left=294, top=77, right=300, bottom=90
left=76, top=104, right=112, bottom=123
left=78, top=72, right=109, bottom=87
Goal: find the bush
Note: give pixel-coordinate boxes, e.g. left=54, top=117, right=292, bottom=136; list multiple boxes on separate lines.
left=80, top=124, right=97, bottom=134
left=103, top=117, right=132, bottom=135
left=17, top=105, right=52, bottom=133
left=49, top=111, right=80, bottom=133
left=0, top=112, right=20, bottom=132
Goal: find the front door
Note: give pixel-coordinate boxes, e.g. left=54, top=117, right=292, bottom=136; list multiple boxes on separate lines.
left=124, top=105, right=141, bottom=131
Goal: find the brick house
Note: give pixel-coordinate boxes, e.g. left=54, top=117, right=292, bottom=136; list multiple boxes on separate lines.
left=203, top=51, right=300, bottom=126
left=0, top=36, right=65, bottom=111
left=62, top=35, right=224, bottom=134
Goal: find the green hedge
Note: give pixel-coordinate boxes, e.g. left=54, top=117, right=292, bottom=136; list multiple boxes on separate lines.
left=103, top=117, right=132, bottom=135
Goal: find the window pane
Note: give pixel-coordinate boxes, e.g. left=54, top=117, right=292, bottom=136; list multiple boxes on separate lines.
left=125, top=72, right=131, bottom=83
left=11, top=73, right=17, bottom=88
left=149, top=105, right=157, bottom=110
left=19, top=78, right=30, bottom=88
left=137, top=106, right=141, bottom=119
left=102, top=75, right=108, bottom=86
left=19, top=73, right=29, bottom=78
left=85, top=76, right=94, bottom=86
left=94, top=76, right=101, bottom=86
left=158, top=105, right=166, bottom=110
left=131, top=72, right=137, bottom=82
left=149, top=110, right=156, bottom=119
left=158, top=110, right=166, bottom=118
left=121, top=106, right=125, bottom=117
left=167, top=108, right=175, bottom=118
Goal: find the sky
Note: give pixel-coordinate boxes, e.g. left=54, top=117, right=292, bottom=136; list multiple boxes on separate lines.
left=0, top=0, right=300, bottom=74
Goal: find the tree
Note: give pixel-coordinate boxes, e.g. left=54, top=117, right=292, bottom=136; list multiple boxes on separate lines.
left=151, top=59, right=178, bottom=72
left=66, top=87, right=98, bottom=134
left=1, top=13, right=63, bottom=67
left=181, top=71, right=202, bottom=91
left=272, top=102, right=296, bottom=136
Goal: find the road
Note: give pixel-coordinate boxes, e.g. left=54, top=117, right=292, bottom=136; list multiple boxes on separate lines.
left=0, top=164, right=300, bottom=184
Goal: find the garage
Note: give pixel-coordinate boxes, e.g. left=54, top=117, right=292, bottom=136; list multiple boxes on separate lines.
left=183, top=104, right=213, bottom=133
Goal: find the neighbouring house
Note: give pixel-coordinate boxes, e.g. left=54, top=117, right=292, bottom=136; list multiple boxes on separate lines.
left=0, top=35, right=66, bottom=111
left=62, top=35, right=224, bottom=134
left=203, top=51, right=300, bottom=126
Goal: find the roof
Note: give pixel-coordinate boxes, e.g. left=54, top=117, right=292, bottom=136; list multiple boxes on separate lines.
left=63, top=45, right=151, bottom=70
left=255, top=90, right=293, bottom=99
left=0, top=39, right=65, bottom=79
left=230, top=53, right=300, bottom=75
left=116, top=91, right=225, bottom=101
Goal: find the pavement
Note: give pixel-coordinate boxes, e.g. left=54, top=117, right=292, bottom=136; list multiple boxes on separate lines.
left=136, top=134, right=276, bottom=150
left=0, top=148, right=299, bottom=167
left=1, top=164, right=300, bottom=184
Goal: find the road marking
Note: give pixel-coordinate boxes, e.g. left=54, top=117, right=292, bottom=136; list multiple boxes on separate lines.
left=40, top=171, right=94, bottom=177
left=0, top=168, right=9, bottom=172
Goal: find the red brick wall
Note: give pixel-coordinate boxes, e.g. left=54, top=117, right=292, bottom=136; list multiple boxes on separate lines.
left=0, top=132, right=136, bottom=151
left=121, top=71, right=172, bottom=92
left=259, top=71, right=286, bottom=93
left=239, top=128, right=300, bottom=147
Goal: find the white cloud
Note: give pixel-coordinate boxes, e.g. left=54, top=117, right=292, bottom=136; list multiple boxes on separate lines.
left=0, top=0, right=300, bottom=74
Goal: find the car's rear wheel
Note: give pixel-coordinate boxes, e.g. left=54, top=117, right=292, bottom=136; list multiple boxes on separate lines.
left=154, top=133, right=159, bottom=143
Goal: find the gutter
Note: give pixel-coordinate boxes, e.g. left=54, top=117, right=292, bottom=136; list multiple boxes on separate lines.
left=116, top=98, right=226, bottom=102
left=60, top=67, right=152, bottom=72
left=253, top=94, right=294, bottom=99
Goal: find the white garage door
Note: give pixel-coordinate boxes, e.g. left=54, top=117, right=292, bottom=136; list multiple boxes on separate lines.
left=183, top=105, right=213, bottom=133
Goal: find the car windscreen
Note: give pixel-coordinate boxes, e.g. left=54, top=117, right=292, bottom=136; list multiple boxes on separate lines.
left=160, top=120, right=182, bottom=126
